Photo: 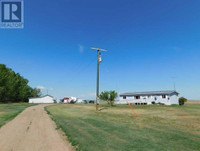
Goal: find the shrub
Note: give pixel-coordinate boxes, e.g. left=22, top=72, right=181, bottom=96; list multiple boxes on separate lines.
left=151, top=101, right=155, bottom=105
left=99, top=90, right=118, bottom=106
left=179, top=97, right=187, bottom=106
left=158, top=102, right=164, bottom=105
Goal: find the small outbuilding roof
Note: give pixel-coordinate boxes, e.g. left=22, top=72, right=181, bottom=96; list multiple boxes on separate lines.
left=120, top=90, right=179, bottom=96
left=29, top=95, right=53, bottom=99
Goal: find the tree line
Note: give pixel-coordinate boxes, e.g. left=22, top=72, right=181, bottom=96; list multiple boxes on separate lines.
left=0, top=64, right=41, bottom=103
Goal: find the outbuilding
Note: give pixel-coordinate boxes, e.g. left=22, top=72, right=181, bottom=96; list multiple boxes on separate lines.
left=29, top=95, right=54, bottom=103
left=116, top=90, right=179, bottom=105
left=76, top=99, right=83, bottom=103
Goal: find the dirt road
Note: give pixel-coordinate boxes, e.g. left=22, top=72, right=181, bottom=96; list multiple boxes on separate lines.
left=0, top=104, right=74, bottom=151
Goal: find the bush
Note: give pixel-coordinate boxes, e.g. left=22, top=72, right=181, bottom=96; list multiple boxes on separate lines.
left=99, top=90, right=118, bottom=107
left=179, top=97, right=187, bottom=106
left=151, top=101, right=155, bottom=105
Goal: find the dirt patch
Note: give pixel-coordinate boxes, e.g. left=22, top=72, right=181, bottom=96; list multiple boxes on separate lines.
left=0, top=104, right=75, bottom=151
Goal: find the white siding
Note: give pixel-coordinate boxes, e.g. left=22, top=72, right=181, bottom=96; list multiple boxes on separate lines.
left=29, top=96, right=54, bottom=103
left=117, top=93, right=178, bottom=105
left=169, top=93, right=179, bottom=105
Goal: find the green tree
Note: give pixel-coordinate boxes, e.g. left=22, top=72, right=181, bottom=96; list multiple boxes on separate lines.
left=109, top=91, right=118, bottom=106
left=0, top=64, right=41, bottom=103
left=179, top=97, right=187, bottom=106
left=99, top=91, right=109, bottom=104
left=30, top=88, right=41, bottom=98
left=0, top=65, right=9, bottom=103
left=99, top=90, right=118, bottom=106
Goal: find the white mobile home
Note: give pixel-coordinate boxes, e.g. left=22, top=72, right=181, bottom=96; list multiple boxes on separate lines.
left=116, top=90, right=179, bottom=105
left=29, top=95, right=54, bottom=103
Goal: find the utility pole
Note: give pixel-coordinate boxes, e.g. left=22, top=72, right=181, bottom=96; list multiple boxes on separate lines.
left=91, top=46, right=107, bottom=111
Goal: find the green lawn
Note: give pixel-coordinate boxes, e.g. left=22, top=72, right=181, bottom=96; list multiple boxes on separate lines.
left=0, top=103, right=36, bottom=127
left=46, top=102, right=200, bottom=151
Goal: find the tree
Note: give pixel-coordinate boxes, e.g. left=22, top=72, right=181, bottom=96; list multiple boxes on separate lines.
left=99, top=90, right=118, bottom=106
left=179, top=97, right=187, bottom=106
left=30, top=88, right=41, bottom=98
left=109, top=91, right=118, bottom=106
left=99, top=91, right=109, bottom=104
left=0, top=64, right=42, bottom=103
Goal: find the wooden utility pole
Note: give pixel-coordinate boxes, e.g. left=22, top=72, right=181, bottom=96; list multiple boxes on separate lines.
left=91, top=46, right=107, bottom=111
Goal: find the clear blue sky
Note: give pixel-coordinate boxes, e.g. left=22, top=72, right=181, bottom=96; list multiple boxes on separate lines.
left=0, top=0, right=200, bottom=100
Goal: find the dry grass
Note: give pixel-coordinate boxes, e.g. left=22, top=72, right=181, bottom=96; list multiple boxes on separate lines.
left=186, top=100, right=200, bottom=104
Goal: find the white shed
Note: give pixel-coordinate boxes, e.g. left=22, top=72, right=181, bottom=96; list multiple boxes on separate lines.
left=29, top=95, right=54, bottom=103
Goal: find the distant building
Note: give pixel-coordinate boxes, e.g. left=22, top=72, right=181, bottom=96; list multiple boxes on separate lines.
left=116, top=90, right=179, bottom=105
left=29, top=95, right=54, bottom=103
left=61, top=97, right=77, bottom=103
left=62, top=97, right=70, bottom=103
left=76, top=99, right=83, bottom=103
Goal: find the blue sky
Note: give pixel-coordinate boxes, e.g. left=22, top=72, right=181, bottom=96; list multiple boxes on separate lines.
left=0, top=0, right=200, bottom=100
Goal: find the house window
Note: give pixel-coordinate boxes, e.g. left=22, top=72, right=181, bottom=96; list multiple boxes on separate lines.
left=162, top=95, right=166, bottom=98
left=123, top=96, right=126, bottom=99
left=135, top=96, right=140, bottom=99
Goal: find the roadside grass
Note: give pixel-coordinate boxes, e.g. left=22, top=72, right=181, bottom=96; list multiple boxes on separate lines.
left=0, top=103, right=36, bottom=127
left=46, top=102, right=200, bottom=151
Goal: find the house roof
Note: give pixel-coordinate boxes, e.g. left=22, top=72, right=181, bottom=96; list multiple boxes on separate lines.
left=29, top=95, right=53, bottom=99
left=119, top=90, right=179, bottom=96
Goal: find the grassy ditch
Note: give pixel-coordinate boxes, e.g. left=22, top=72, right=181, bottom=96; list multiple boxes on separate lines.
left=46, top=103, right=200, bottom=151
left=0, top=103, right=37, bottom=127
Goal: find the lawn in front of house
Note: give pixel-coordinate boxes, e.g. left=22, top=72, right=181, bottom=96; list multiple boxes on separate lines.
left=0, top=103, right=36, bottom=127
left=46, top=102, right=200, bottom=151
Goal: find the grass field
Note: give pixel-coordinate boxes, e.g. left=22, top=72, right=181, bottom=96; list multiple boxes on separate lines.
left=0, top=103, right=36, bottom=127
left=46, top=101, right=200, bottom=151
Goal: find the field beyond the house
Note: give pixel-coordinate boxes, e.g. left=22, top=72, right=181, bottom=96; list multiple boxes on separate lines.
left=46, top=101, right=200, bottom=151
left=0, top=103, right=36, bottom=127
